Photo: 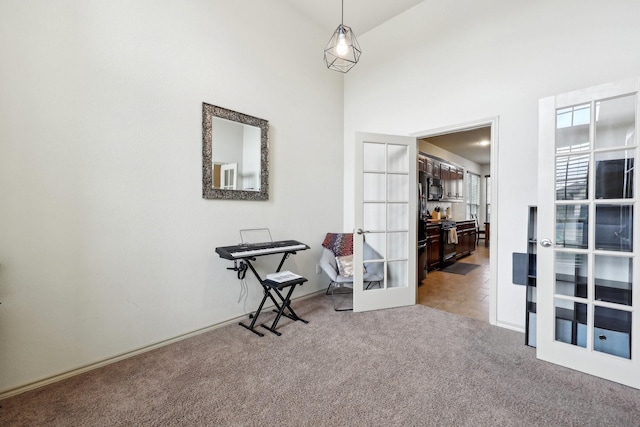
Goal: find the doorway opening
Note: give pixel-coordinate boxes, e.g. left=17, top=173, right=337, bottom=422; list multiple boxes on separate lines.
left=414, top=119, right=497, bottom=324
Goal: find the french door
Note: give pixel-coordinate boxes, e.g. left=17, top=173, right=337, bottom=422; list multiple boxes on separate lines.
left=353, top=132, right=417, bottom=312
left=538, top=77, right=640, bottom=388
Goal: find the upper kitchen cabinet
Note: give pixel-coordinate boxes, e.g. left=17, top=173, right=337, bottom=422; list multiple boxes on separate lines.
left=418, top=154, right=427, bottom=172
left=427, top=157, right=441, bottom=178
left=441, top=163, right=451, bottom=196
left=455, top=167, right=464, bottom=200
left=419, top=152, right=464, bottom=202
left=421, top=155, right=441, bottom=179
left=441, top=163, right=464, bottom=201
left=433, top=161, right=441, bottom=179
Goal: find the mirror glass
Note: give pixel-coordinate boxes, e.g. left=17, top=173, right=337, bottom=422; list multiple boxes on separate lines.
left=202, top=103, right=269, bottom=200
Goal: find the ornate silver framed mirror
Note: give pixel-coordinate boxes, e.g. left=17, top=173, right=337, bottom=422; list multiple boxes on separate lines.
left=202, top=103, right=269, bottom=200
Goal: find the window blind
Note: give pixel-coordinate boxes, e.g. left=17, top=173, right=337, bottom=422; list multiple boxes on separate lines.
left=466, top=172, right=480, bottom=219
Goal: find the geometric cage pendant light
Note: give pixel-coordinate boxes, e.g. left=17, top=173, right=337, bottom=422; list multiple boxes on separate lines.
left=324, top=0, right=362, bottom=73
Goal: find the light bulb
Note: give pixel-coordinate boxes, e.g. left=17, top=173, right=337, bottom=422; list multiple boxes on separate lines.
left=336, top=33, right=348, bottom=57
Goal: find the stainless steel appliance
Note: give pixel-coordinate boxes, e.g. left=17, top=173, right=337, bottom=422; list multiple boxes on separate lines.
left=418, top=177, right=428, bottom=285
left=417, top=219, right=427, bottom=284
left=427, top=177, right=443, bottom=201
left=441, top=220, right=457, bottom=264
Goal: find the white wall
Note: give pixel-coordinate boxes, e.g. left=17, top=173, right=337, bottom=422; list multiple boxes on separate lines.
left=343, top=0, right=640, bottom=329
left=0, top=0, right=344, bottom=393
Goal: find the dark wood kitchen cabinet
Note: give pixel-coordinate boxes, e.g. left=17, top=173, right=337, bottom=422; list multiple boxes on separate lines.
left=438, top=163, right=464, bottom=201
left=419, top=152, right=463, bottom=201
left=432, top=160, right=440, bottom=179
left=426, top=224, right=441, bottom=271
left=445, top=166, right=464, bottom=200
left=455, top=168, right=464, bottom=199
left=418, top=154, right=427, bottom=172
left=427, top=158, right=442, bottom=179
left=456, top=220, right=477, bottom=258
left=440, top=164, right=452, bottom=197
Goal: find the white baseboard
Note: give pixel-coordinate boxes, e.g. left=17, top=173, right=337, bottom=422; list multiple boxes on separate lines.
left=496, top=320, right=526, bottom=334
left=0, top=289, right=325, bottom=400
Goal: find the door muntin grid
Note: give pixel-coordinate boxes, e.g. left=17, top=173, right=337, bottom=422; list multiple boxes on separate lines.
left=554, top=94, right=637, bottom=360
left=363, top=142, right=410, bottom=291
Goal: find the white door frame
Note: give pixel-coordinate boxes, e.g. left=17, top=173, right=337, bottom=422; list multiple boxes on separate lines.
left=411, top=116, right=499, bottom=326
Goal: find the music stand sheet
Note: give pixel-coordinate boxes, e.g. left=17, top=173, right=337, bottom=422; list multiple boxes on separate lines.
left=240, top=228, right=273, bottom=245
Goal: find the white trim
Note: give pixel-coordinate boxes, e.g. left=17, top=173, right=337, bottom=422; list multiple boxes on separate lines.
left=489, top=117, right=499, bottom=326
left=412, top=116, right=500, bottom=326
left=497, top=320, right=526, bottom=333
left=410, top=116, right=499, bottom=138
left=0, top=290, right=325, bottom=400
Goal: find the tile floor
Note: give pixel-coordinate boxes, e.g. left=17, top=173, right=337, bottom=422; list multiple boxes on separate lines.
left=417, top=244, right=490, bottom=322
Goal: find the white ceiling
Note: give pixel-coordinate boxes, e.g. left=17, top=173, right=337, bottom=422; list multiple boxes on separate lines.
left=282, top=0, right=424, bottom=35
left=283, top=0, right=492, bottom=166
left=420, top=127, right=492, bottom=166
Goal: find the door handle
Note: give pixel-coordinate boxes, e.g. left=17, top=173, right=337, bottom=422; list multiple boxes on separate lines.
left=540, top=238, right=553, bottom=248
left=356, top=228, right=370, bottom=235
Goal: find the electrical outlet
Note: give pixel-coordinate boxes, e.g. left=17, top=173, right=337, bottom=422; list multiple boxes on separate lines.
left=316, top=264, right=322, bottom=275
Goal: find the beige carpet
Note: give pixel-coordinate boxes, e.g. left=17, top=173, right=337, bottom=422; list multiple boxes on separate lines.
left=1, top=294, right=639, bottom=426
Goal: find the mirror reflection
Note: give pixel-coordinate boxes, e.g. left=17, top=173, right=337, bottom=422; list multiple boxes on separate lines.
left=212, top=117, right=261, bottom=191
left=202, top=103, right=269, bottom=200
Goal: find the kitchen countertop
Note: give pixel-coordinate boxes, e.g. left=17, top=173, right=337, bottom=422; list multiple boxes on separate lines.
left=425, top=219, right=473, bottom=224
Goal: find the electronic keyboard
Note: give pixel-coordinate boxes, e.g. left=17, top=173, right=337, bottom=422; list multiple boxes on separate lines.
left=215, top=240, right=309, bottom=260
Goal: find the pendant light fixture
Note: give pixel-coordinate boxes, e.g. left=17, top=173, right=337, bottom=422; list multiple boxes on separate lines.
left=324, top=0, right=361, bottom=73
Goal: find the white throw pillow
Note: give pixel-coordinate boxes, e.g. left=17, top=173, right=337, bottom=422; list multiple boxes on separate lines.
left=335, top=255, right=366, bottom=277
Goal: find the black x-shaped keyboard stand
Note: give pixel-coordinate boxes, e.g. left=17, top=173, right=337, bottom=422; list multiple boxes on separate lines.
left=216, top=241, right=309, bottom=337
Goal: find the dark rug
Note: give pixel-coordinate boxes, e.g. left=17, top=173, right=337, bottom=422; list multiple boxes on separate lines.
left=441, top=262, right=480, bottom=275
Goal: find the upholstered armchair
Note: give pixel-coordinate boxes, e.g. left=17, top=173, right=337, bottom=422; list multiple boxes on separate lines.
left=319, top=240, right=384, bottom=311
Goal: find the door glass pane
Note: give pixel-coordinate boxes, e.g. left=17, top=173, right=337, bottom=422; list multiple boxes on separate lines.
left=363, top=142, right=386, bottom=172
left=363, top=237, right=384, bottom=292
left=364, top=233, right=385, bottom=262
left=594, top=255, right=632, bottom=306
left=363, top=203, right=385, bottom=231
left=555, top=252, right=588, bottom=298
left=363, top=260, right=384, bottom=291
left=555, top=299, right=587, bottom=348
left=595, top=205, right=633, bottom=252
left=364, top=173, right=385, bottom=201
left=387, top=232, right=408, bottom=260
left=387, top=260, right=408, bottom=288
left=594, top=306, right=631, bottom=359
left=387, top=144, right=408, bottom=173
left=556, top=104, right=590, bottom=154
left=388, top=174, right=408, bottom=202
left=595, top=150, right=634, bottom=199
left=387, top=203, right=408, bottom=230
left=556, top=154, right=589, bottom=200
left=556, top=204, right=589, bottom=249
left=594, top=95, right=636, bottom=150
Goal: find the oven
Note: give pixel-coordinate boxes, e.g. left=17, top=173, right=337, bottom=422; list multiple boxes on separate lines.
left=441, top=220, right=457, bottom=264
